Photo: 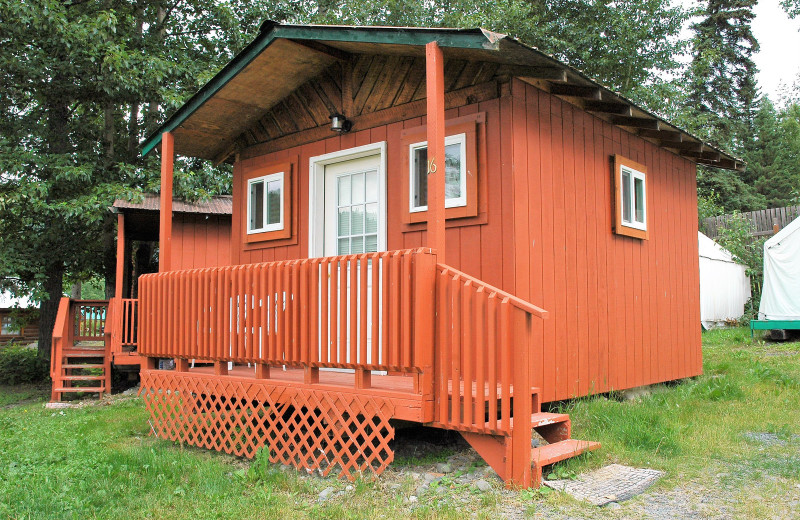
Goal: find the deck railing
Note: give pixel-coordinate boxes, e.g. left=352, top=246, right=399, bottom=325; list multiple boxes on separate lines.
left=138, top=249, right=436, bottom=375
left=138, top=248, right=547, bottom=434
left=109, top=297, right=138, bottom=353
left=432, top=266, right=547, bottom=436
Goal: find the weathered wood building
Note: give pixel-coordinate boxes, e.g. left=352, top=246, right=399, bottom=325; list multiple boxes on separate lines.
left=50, top=24, right=740, bottom=488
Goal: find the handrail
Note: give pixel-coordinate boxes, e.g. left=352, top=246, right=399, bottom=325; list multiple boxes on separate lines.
left=138, top=248, right=434, bottom=373
left=436, top=265, right=548, bottom=319
left=50, top=297, right=72, bottom=381
left=432, top=264, right=545, bottom=437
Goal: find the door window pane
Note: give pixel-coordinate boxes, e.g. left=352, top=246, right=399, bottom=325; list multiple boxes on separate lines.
left=352, top=172, right=365, bottom=204
left=338, top=208, right=350, bottom=236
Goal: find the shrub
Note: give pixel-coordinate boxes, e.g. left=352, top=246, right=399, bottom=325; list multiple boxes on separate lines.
left=0, top=344, right=49, bottom=385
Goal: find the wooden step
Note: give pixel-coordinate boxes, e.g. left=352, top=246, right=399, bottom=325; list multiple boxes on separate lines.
left=60, top=375, right=105, bottom=381
left=53, top=386, right=105, bottom=394
left=531, top=439, right=601, bottom=468
left=62, top=352, right=106, bottom=358
left=62, top=364, right=104, bottom=369
left=530, top=412, right=569, bottom=428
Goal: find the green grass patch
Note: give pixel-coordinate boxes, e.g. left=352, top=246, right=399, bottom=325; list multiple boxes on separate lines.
left=0, top=327, right=799, bottom=519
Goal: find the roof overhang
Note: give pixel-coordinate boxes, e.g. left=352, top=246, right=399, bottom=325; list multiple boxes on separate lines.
left=142, top=22, right=743, bottom=171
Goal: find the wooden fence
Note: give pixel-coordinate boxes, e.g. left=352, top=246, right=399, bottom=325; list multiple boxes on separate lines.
left=702, top=206, right=800, bottom=239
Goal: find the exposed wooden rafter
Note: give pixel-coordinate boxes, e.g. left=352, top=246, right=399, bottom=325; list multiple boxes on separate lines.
left=549, top=83, right=602, bottom=99
left=609, top=115, right=661, bottom=130
left=638, top=128, right=682, bottom=142
left=499, top=65, right=568, bottom=82
left=582, top=100, right=632, bottom=116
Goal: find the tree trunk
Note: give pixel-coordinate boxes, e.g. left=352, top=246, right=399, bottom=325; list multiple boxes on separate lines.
left=38, top=264, right=64, bottom=359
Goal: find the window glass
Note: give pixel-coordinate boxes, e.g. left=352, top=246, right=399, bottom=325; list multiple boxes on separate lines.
left=412, top=146, right=428, bottom=208
left=410, top=134, right=467, bottom=211
left=336, top=170, right=379, bottom=255
left=266, top=180, right=282, bottom=226
left=247, top=172, right=284, bottom=234
left=634, top=177, right=645, bottom=224
left=249, top=180, right=264, bottom=232
left=444, top=142, right=462, bottom=199
left=621, top=168, right=632, bottom=224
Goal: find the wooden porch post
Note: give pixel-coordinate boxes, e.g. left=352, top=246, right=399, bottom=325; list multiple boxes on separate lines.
left=425, top=41, right=446, bottom=263
left=159, top=131, right=174, bottom=273
left=115, top=213, right=125, bottom=298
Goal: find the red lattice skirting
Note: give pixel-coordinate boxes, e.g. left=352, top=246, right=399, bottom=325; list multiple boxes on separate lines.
left=141, top=370, right=395, bottom=479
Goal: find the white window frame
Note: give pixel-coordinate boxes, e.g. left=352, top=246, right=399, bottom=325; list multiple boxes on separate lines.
left=246, top=171, right=284, bottom=234
left=408, top=133, right=468, bottom=213
left=620, top=165, right=647, bottom=231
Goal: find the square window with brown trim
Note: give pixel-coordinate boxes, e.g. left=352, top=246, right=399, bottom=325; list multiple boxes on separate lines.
left=401, top=113, right=483, bottom=224
left=242, top=161, right=292, bottom=243
left=613, top=155, right=648, bottom=240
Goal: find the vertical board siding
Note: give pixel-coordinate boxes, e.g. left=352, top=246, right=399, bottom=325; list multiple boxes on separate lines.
left=171, top=214, right=232, bottom=270
left=511, top=80, right=701, bottom=401
left=227, top=80, right=701, bottom=403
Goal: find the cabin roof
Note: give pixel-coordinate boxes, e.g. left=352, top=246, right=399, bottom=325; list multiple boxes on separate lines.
left=113, top=194, right=233, bottom=215
left=142, top=22, right=742, bottom=171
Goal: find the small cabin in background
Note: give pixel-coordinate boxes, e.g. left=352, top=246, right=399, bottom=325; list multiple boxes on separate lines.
left=0, top=292, right=39, bottom=346
left=51, top=24, right=741, bottom=488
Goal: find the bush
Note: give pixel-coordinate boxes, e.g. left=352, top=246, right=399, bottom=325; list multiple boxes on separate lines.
left=0, top=344, right=49, bottom=385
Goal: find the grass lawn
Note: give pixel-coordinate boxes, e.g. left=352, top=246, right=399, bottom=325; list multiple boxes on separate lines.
left=1, top=328, right=799, bottom=519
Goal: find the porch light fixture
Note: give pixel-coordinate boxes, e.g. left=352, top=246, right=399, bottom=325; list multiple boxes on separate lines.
left=330, top=114, right=352, bottom=133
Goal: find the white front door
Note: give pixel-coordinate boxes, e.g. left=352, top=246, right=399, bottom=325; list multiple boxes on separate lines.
left=322, top=154, right=383, bottom=256
left=308, top=144, right=387, bottom=368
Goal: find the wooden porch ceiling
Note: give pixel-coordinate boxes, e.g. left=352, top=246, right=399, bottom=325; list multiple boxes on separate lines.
left=141, top=23, right=743, bottom=171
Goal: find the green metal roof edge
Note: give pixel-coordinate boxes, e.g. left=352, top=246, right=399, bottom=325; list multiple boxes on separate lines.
left=140, top=24, right=497, bottom=157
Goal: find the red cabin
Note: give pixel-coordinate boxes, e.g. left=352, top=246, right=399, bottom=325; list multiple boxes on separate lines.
left=49, top=24, right=740, bottom=488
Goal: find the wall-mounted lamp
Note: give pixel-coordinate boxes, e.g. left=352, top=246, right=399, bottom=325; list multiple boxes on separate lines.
left=330, top=114, right=352, bottom=134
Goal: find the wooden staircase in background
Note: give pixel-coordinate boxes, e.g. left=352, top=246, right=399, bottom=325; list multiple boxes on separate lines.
left=50, top=299, right=112, bottom=402
left=460, top=388, right=600, bottom=487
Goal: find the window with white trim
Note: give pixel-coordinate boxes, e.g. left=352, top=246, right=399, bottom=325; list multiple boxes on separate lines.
left=409, top=133, right=467, bottom=212
left=613, top=155, right=648, bottom=239
left=247, top=171, right=284, bottom=234
left=620, top=165, right=646, bottom=230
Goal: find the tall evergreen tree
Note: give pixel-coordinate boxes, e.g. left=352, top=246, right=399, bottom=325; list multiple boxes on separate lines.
left=0, top=0, right=291, bottom=356
left=685, top=0, right=765, bottom=212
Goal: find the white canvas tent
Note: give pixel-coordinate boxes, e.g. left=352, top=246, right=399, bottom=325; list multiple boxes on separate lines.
left=759, top=216, right=800, bottom=321
left=699, top=232, right=751, bottom=329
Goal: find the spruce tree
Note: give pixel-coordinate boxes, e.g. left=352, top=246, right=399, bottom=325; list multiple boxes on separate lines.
left=686, top=0, right=764, bottom=212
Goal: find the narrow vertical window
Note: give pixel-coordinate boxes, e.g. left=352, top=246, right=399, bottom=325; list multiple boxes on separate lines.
left=613, top=155, right=648, bottom=239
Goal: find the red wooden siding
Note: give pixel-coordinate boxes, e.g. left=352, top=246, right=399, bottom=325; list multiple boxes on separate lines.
left=231, top=98, right=515, bottom=292
left=230, top=79, right=702, bottom=402
left=510, top=79, right=702, bottom=402
left=170, top=214, right=232, bottom=270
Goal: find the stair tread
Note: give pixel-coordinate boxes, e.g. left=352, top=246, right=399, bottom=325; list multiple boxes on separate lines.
left=531, top=439, right=601, bottom=467
left=53, top=387, right=105, bottom=393
left=62, top=364, right=104, bottom=369
left=530, top=412, right=570, bottom=427
left=60, top=375, right=105, bottom=381
left=62, top=352, right=106, bottom=358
